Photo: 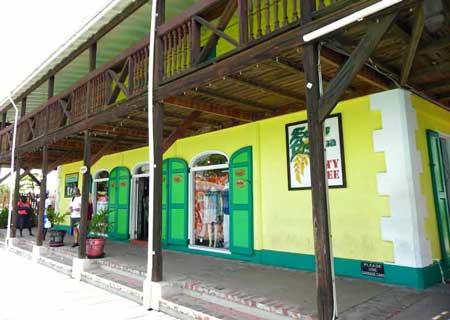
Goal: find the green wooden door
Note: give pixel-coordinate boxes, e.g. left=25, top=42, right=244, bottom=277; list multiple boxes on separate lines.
left=167, top=158, right=188, bottom=246
left=108, top=167, right=131, bottom=241
left=229, top=146, right=254, bottom=255
left=427, top=130, right=450, bottom=269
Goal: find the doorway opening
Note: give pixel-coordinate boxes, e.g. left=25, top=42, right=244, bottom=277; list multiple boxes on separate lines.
left=136, top=176, right=149, bottom=241
left=189, top=151, right=230, bottom=253
left=131, top=163, right=150, bottom=241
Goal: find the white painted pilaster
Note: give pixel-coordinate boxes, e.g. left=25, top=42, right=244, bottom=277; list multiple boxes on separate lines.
left=370, top=89, right=432, bottom=268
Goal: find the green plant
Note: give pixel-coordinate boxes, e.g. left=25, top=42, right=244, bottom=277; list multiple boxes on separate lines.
left=0, top=207, right=9, bottom=228
left=48, top=211, right=70, bottom=226
left=88, top=208, right=112, bottom=236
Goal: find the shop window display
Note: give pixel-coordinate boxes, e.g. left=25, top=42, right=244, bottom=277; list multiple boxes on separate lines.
left=192, top=153, right=229, bottom=249
left=93, top=170, right=109, bottom=214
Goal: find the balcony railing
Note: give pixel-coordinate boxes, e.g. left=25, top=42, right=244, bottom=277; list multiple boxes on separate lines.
left=0, top=0, right=345, bottom=155
left=0, top=37, right=150, bottom=154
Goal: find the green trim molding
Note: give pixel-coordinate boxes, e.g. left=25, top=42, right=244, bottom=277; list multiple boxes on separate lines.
left=163, top=245, right=446, bottom=289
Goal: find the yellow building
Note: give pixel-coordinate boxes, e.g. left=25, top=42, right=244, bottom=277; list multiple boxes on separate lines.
left=57, top=89, right=450, bottom=289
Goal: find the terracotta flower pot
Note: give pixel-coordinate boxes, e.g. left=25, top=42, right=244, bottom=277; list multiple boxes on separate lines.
left=86, top=237, right=106, bottom=258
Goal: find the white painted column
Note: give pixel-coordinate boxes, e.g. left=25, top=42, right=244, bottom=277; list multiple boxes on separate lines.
left=371, top=89, right=432, bottom=268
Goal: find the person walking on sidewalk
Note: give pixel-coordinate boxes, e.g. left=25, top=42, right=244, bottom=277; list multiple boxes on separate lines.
left=70, top=189, right=82, bottom=247
left=17, top=196, right=33, bottom=237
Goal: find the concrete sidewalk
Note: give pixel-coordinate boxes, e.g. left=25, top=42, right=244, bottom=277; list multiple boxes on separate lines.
left=2, top=228, right=450, bottom=319
left=0, top=248, right=173, bottom=320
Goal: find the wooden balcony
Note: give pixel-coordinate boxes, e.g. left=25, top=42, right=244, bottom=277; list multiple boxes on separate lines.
left=1, top=0, right=448, bottom=168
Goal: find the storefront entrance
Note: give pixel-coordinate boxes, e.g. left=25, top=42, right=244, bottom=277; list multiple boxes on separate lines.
left=427, top=130, right=450, bottom=274
left=136, top=177, right=149, bottom=241
left=130, top=163, right=150, bottom=241
left=190, top=152, right=230, bottom=252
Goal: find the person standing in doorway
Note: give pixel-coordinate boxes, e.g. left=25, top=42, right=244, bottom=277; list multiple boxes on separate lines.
left=17, top=196, right=33, bottom=237
left=70, top=189, right=82, bottom=247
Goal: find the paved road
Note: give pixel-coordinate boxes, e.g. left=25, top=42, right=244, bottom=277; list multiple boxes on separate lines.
left=0, top=249, right=174, bottom=320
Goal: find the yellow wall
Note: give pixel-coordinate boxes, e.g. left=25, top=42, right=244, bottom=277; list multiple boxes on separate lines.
left=58, top=95, right=394, bottom=262
left=412, top=95, right=450, bottom=260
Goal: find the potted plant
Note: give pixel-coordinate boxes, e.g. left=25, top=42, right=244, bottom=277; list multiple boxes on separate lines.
left=47, top=211, right=70, bottom=247
left=86, top=208, right=111, bottom=258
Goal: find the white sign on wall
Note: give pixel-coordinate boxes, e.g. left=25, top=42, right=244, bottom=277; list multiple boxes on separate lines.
left=285, top=114, right=346, bottom=190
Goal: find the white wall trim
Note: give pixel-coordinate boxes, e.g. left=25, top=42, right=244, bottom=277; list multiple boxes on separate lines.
left=370, top=89, right=432, bottom=268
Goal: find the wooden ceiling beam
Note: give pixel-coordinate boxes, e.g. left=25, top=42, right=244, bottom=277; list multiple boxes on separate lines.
left=422, top=78, right=450, bottom=91
left=320, top=47, right=390, bottom=90
left=90, top=138, right=118, bottom=166
left=164, top=110, right=223, bottom=127
left=164, top=96, right=255, bottom=122
left=226, top=75, right=306, bottom=105
left=269, top=57, right=358, bottom=94
left=319, top=12, right=398, bottom=122
left=163, top=111, right=202, bottom=152
left=400, top=2, right=425, bottom=85
left=418, top=35, right=450, bottom=56
left=195, top=88, right=275, bottom=113
left=411, top=61, right=450, bottom=80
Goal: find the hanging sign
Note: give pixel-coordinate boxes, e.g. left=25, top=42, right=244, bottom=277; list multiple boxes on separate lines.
left=285, top=114, right=346, bottom=190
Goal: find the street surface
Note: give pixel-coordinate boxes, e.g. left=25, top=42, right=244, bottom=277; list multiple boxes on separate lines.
left=0, top=249, right=174, bottom=320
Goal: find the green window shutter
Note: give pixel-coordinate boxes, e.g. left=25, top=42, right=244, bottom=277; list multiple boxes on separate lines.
left=162, top=160, right=168, bottom=245
left=427, top=130, right=450, bottom=267
left=167, top=158, right=188, bottom=246
left=229, top=146, right=254, bottom=256
left=108, top=167, right=131, bottom=241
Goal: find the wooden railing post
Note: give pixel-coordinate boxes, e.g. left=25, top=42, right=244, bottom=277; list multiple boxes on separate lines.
left=48, top=75, right=55, bottom=99
left=190, top=18, right=201, bottom=67
left=155, top=0, right=166, bottom=85
left=1, top=112, right=7, bottom=129
left=20, top=97, right=27, bottom=118
left=238, top=0, right=249, bottom=46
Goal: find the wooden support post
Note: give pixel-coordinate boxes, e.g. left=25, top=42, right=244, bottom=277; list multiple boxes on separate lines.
left=151, top=0, right=165, bottom=283
left=152, top=101, right=164, bottom=282
left=89, top=42, right=97, bottom=72
left=78, top=130, right=91, bottom=259
left=20, top=97, right=27, bottom=118
left=11, top=158, right=21, bottom=238
left=48, top=75, right=55, bottom=99
left=301, top=1, right=334, bottom=320
left=36, top=145, right=48, bottom=246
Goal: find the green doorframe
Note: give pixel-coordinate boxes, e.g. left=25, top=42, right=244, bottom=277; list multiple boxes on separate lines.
left=426, top=130, right=450, bottom=272
left=108, top=166, right=131, bottom=241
